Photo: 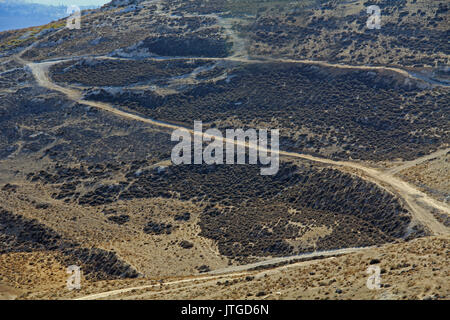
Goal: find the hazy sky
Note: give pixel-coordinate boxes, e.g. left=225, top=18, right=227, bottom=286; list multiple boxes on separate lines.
left=24, top=0, right=110, bottom=6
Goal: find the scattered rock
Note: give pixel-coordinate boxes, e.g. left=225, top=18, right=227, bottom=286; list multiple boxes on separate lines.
left=179, top=240, right=193, bottom=249
left=196, top=265, right=210, bottom=273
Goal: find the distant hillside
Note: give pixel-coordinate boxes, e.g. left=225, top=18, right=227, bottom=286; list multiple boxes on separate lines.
left=0, top=0, right=96, bottom=32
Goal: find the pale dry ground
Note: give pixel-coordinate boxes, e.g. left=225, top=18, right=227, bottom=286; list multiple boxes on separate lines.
left=0, top=179, right=229, bottom=279
left=139, top=236, right=449, bottom=300
left=395, top=150, right=450, bottom=204
left=389, top=148, right=450, bottom=175
left=0, top=283, right=21, bottom=300
left=0, top=251, right=73, bottom=300
left=83, top=236, right=450, bottom=301
left=6, top=235, right=445, bottom=300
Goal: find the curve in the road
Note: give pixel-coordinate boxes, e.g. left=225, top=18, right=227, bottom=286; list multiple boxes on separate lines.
left=9, top=7, right=449, bottom=300
left=19, top=59, right=449, bottom=237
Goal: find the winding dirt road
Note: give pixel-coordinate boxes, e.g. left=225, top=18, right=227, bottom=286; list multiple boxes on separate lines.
left=74, top=272, right=247, bottom=300
left=75, top=246, right=370, bottom=300
left=20, top=58, right=449, bottom=237
left=12, top=3, right=449, bottom=234
left=8, top=4, right=449, bottom=300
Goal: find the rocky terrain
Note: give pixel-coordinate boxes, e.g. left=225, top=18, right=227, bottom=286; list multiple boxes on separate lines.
left=83, top=61, right=449, bottom=161
left=0, top=207, right=139, bottom=281
left=23, top=160, right=418, bottom=260
left=0, top=0, right=448, bottom=300
left=2, top=235, right=447, bottom=300
left=245, top=0, right=449, bottom=69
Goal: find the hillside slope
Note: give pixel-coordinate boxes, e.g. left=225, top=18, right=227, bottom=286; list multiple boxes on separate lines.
left=0, top=0, right=448, bottom=300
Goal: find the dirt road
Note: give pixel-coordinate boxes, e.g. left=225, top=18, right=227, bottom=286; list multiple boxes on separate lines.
left=207, top=246, right=371, bottom=275
left=75, top=272, right=249, bottom=300
left=75, top=246, right=369, bottom=300
left=388, top=148, right=450, bottom=174
left=9, top=6, right=449, bottom=300
left=20, top=59, right=449, bottom=237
